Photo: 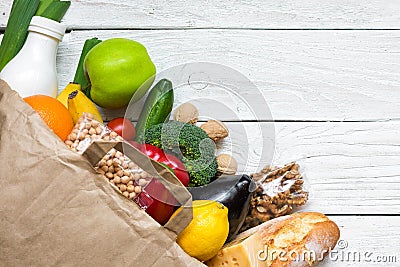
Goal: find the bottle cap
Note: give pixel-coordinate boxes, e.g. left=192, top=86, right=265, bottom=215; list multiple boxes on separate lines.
left=28, top=16, right=66, bottom=41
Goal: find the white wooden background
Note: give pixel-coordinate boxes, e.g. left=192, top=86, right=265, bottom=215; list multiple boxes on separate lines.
left=1, top=1, right=400, bottom=266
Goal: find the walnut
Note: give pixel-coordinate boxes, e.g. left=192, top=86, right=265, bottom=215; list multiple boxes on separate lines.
left=173, top=102, right=199, bottom=124
left=216, top=154, right=238, bottom=175
left=240, top=162, right=309, bottom=232
left=200, top=120, right=228, bottom=142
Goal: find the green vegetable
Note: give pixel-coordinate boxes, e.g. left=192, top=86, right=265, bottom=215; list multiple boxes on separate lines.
left=144, top=121, right=217, bottom=186
left=36, top=0, right=53, bottom=15
left=135, top=79, right=174, bottom=143
left=0, top=0, right=71, bottom=71
left=183, top=157, right=218, bottom=187
left=0, top=0, right=40, bottom=71
left=36, top=0, right=70, bottom=22
left=73, top=38, right=102, bottom=97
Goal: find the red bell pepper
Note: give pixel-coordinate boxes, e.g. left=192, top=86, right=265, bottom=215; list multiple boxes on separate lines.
left=135, top=178, right=176, bottom=225
left=126, top=142, right=188, bottom=225
left=140, top=144, right=189, bottom=187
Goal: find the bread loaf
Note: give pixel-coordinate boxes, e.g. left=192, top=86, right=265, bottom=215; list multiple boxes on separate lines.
left=206, top=212, right=340, bottom=267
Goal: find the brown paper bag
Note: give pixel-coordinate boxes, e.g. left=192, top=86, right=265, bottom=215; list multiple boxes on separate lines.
left=0, top=80, right=204, bottom=266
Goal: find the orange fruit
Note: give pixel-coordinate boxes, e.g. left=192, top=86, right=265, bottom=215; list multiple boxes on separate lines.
left=24, top=95, right=74, bottom=141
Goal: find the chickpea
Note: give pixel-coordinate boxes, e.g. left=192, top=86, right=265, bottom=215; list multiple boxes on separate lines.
left=86, top=113, right=94, bottom=119
left=133, top=173, right=141, bottom=181
left=120, top=184, right=127, bottom=192
left=113, top=158, right=121, bottom=167
left=88, top=127, right=95, bottom=135
left=138, top=178, right=148, bottom=187
left=134, top=186, right=142, bottom=194
left=128, top=162, right=136, bottom=169
left=116, top=170, right=124, bottom=177
left=69, top=133, right=77, bottom=141
left=101, top=165, right=108, bottom=172
left=78, top=132, right=85, bottom=140
left=121, top=176, right=130, bottom=184
left=95, top=126, right=102, bottom=135
left=113, top=176, right=121, bottom=184
left=98, top=160, right=106, bottom=167
left=108, top=165, right=115, bottom=173
left=127, top=185, right=135, bottom=193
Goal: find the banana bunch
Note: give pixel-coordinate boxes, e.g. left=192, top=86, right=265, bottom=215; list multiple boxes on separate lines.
left=57, top=83, right=103, bottom=124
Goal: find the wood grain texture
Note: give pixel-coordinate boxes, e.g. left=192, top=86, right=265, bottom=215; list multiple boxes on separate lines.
left=1, top=0, right=400, bottom=29
left=52, top=29, right=400, bottom=121
left=216, top=122, right=400, bottom=214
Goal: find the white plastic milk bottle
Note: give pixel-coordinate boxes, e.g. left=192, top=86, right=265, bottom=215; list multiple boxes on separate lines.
left=0, top=16, right=66, bottom=98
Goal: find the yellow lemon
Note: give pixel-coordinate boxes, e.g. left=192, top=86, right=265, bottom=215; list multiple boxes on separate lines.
left=174, top=200, right=229, bottom=262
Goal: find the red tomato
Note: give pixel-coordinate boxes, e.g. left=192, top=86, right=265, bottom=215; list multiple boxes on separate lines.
left=107, top=117, right=136, bottom=140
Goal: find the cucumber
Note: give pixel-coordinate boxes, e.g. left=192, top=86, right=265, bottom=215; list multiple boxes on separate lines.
left=135, top=79, right=174, bottom=142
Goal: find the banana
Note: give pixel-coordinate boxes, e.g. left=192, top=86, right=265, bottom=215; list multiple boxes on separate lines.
left=57, top=82, right=81, bottom=108
left=67, top=89, right=103, bottom=124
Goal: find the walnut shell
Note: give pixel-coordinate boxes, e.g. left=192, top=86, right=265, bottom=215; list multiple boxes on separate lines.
left=200, top=120, right=228, bottom=142
left=173, top=102, right=199, bottom=124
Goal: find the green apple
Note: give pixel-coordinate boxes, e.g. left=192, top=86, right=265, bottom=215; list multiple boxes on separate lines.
left=84, top=38, right=156, bottom=109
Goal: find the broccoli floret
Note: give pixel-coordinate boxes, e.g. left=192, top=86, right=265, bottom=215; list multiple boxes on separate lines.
left=144, top=121, right=217, bottom=186
left=184, top=157, right=218, bottom=187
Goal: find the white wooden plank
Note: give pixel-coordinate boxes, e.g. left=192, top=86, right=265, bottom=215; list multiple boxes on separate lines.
left=217, top=122, right=400, bottom=214
left=317, top=216, right=400, bottom=266
left=1, top=0, right=400, bottom=29
left=54, top=29, right=400, bottom=121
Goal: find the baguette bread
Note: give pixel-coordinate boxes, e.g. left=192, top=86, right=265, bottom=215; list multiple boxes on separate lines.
left=206, top=212, right=340, bottom=267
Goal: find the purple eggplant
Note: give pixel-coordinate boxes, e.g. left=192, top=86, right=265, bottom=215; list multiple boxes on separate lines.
left=188, top=174, right=256, bottom=241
